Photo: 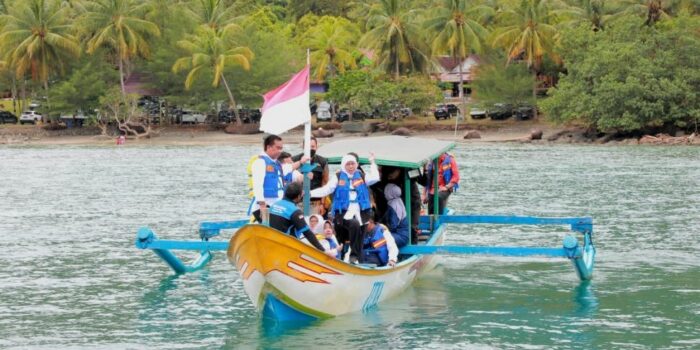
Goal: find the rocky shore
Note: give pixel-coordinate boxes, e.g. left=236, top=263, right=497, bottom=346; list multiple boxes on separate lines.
left=1, top=121, right=698, bottom=146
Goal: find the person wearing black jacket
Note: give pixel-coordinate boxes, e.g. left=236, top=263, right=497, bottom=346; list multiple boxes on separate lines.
left=292, top=136, right=329, bottom=215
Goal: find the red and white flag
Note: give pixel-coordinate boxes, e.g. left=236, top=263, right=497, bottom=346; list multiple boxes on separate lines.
left=259, top=65, right=311, bottom=135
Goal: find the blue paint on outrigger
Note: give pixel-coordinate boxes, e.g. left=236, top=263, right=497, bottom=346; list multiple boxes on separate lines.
left=135, top=219, right=249, bottom=274
left=135, top=214, right=595, bottom=281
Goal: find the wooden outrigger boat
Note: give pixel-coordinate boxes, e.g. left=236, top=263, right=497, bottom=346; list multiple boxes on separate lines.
left=135, top=136, right=596, bottom=322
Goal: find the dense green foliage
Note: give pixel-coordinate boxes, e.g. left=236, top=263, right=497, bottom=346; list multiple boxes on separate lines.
left=0, top=0, right=697, bottom=132
left=327, top=70, right=442, bottom=118
left=540, top=16, right=700, bottom=132
left=472, top=62, right=534, bottom=108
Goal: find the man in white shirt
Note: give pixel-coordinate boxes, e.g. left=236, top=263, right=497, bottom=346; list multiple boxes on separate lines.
left=310, top=153, right=379, bottom=263
left=250, top=134, right=308, bottom=223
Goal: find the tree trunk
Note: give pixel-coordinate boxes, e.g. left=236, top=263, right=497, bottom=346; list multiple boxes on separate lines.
left=43, top=79, right=51, bottom=121
left=96, top=116, right=108, bottom=136
left=394, top=49, right=400, bottom=80
left=455, top=57, right=467, bottom=137
left=331, top=101, right=336, bottom=123
left=532, top=72, right=539, bottom=119
left=118, top=57, right=127, bottom=100
left=220, top=72, right=241, bottom=125
left=20, top=79, right=26, bottom=115
left=328, top=53, right=336, bottom=79
left=11, top=76, right=17, bottom=115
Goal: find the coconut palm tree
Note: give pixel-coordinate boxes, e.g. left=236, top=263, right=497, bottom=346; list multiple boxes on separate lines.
left=426, top=0, right=492, bottom=115
left=360, top=0, right=430, bottom=79
left=560, top=0, right=608, bottom=30
left=146, top=0, right=180, bottom=31
left=187, top=0, right=237, bottom=30
left=172, top=24, right=253, bottom=125
left=0, top=0, right=80, bottom=112
left=491, top=0, right=562, bottom=116
left=304, top=16, right=359, bottom=81
left=80, top=0, right=160, bottom=99
left=608, top=0, right=677, bottom=26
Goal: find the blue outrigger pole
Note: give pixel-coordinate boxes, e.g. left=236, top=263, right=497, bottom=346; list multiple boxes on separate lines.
left=135, top=214, right=595, bottom=280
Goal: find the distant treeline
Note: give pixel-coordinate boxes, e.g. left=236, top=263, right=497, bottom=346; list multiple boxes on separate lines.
left=0, top=0, right=698, bottom=132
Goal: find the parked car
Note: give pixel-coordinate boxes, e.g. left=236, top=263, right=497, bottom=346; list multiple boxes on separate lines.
left=514, top=105, right=535, bottom=120
left=216, top=108, right=262, bottom=124
left=447, top=104, right=460, bottom=116
left=488, top=103, right=513, bottom=120
left=433, top=105, right=451, bottom=120
left=469, top=107, right=487, bottom=119
left=436, top=103, right=460, bottom=116
left=19, top=111, right=43, bottom=124
left=0, top=111, right=18, bottom=124
left=337, top=108, right=367, bottom=122
left=316, top=101, right=332, bottom=121
left=217, top=109, right=233, bottom=123
left=179, top=110, right=207, bottom=124
left=240, top=108, right=262, bottom=124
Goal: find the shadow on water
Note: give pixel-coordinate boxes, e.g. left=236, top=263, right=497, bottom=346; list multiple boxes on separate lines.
left=140, top=274, right=182, bottom=309
left=259, top=317, right=319, bottom=339
left=567, top=281, right=600, bottom=348
left=572, top=281, right=599, bottom=318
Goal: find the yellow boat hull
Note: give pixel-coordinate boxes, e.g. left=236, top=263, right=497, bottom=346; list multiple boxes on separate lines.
left=227, top=224, right=445, bottom=320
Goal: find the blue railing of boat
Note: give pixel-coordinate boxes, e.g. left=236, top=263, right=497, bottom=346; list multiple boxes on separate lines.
left=135, top=214, right=595, bottom=280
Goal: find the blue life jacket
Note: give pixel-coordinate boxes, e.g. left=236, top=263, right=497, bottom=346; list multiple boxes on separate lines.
left=363, top=225, right=389, bottom=266
left=317, top=235, right=341, bottom=259
left=260, top=155, right=284, bottom=198
left=427, top=153, right=459, bottom=192
left=282, top=171, right=294, bottom=185
left=269, top=199, right=306, bottom=238
left=332, top=171, right=371, bottom=213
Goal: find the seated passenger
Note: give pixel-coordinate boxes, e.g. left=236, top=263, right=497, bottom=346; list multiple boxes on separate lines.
left=317, top=220, right=343, bottom=259
left=269, top=182, right=336, bottom=257
left=306, top=214, right=324, bottom=234
left=362, top=217, right=399, bottom=267
left=381, top=183, right=410, bottom=248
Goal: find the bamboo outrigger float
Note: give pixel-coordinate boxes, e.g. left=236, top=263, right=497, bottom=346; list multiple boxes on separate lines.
left=135, top=136, right=596, bottom=322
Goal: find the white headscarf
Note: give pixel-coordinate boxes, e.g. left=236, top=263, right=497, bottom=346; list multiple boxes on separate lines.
left=307, top=214, right=324, bottom=234
left=384, top=183, right=406, bottom=221
left=340, top=154, right=357, bottom=175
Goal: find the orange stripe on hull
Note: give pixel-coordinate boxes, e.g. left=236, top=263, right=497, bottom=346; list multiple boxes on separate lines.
left=228, top=224, right=412, bottom=279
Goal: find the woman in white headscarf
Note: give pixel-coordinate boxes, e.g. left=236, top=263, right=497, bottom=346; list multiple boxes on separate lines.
left=381, top=183, right=410, bottom=248
left=306, top=214, right=325, bottom=234
left=310, top=152, right=379, bottom=263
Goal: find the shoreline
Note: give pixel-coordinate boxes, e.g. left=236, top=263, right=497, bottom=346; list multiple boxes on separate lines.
left=0, top=122, right=697, bottom=146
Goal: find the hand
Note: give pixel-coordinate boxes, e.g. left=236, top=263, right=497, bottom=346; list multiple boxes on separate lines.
left=324, top=249, right=337, bottom=257
left=259, top=205, right=269, bottom=223
left=388, top=259, right=396, bottom=267
left=307, top=172, right=314, bottom=180
left=300, top=155, right=311, bottom=164
left=368, top=152, right=375, bottom=163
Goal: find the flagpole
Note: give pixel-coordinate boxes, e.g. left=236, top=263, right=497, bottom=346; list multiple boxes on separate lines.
left=303, top=49, right=312, bottom=216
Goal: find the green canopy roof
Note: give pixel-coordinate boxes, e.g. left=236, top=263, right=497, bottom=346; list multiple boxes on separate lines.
left=316, top=135, right=455, bottom=168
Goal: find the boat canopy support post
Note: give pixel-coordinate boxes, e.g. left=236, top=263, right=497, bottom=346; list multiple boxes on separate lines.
left=404, top=215, right=595, bottom=281
left=134, top=219, right=247, bottom=274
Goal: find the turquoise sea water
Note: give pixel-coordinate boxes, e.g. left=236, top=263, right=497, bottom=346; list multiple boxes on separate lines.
left=0, top=143, right=698, bottom=349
